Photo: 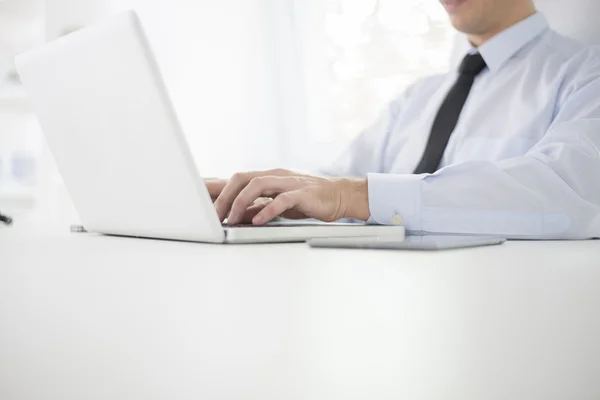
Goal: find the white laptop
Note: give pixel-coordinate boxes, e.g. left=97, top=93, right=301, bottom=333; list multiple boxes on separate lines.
left=15, top=10, right=406, bottom=244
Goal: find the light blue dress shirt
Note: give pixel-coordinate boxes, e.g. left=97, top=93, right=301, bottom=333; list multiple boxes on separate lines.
left=321, top=13, right=600, bottom=239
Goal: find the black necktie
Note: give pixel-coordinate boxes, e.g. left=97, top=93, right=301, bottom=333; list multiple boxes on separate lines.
left=413, top=53, right=487, bottom=174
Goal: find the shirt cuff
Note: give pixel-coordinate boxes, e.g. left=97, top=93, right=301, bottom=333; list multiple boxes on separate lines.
left=367, top=173, right=426, bottom=230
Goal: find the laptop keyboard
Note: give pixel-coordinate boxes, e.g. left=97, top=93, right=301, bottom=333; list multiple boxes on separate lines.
left=223, top=222, right=360, bottom=228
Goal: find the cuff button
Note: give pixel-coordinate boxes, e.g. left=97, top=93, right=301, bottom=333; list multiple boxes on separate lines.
left=392, top=215, right=403, bottom=225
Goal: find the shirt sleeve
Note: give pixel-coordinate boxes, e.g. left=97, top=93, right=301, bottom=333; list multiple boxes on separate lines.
left=368, top=73, right=600, bottom=240
left=318, top=82, right=420, bottom=178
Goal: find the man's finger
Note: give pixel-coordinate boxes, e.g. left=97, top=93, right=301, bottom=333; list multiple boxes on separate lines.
left=238, top=199, right=272, bottom=224
left=214, top=169, right=294, bottom=221
left=214, top=172, right=258, bottom=221
left=252, top=191, right=303, bottom=225
left=227, top=177, right=301, bottom=225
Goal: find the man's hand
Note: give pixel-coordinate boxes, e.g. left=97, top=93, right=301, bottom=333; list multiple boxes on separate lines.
left=205, top=170, right=304, bottom=202
left=212, top=169, right=371, bottom=225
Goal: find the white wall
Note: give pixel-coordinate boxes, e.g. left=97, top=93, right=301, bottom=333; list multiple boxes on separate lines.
left=0, top=0, right=45, bottom=54
left=153, top=0, right=283, bottom=176
left=46, top=0, right=284, bottom=177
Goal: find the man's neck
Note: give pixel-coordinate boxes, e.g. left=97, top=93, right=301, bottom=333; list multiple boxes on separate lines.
left=468, top=7, right=537, bottom=47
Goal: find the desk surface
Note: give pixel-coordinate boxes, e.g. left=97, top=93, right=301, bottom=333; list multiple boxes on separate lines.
left=1, top=227, right=600, bottom=400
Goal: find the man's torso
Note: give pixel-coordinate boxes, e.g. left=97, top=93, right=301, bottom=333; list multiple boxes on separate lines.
left=382, top=27, right=600, bottom=174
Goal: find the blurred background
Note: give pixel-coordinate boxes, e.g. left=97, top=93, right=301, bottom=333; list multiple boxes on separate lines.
left=0, top=0, right=455, bottom=226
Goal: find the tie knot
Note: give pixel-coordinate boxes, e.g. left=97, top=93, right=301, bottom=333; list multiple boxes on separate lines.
left=459, top=53, right=487, bottom=77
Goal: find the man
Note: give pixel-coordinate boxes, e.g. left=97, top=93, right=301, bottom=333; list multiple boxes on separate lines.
left=207, top=0, right=600, bottom=239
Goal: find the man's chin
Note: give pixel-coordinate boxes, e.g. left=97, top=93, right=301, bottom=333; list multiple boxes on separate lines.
left=449, top=17, right=468, bottom=33
left=448, top=15, right=479, bottom=35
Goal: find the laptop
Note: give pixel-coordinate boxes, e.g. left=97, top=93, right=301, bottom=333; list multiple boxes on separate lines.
left=14, top=10, right=406, bottom=244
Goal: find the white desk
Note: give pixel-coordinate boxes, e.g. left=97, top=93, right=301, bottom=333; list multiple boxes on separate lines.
left=1, top=227, right=600, bottom=400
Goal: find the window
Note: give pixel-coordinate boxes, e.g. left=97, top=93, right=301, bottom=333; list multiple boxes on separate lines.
left=100, top=0, right=457, bottom=174
left=284, top=0, right=456, bottom=169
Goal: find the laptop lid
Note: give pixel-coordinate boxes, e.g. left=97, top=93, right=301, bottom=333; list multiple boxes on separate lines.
left=15, top=11, right=225, bottom=243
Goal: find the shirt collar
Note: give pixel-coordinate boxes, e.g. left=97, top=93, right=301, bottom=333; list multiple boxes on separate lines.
left=464, top=12, right=549, bottom=73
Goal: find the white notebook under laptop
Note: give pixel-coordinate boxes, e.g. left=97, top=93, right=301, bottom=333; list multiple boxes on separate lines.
left=15, top=10, right=405, bottom=244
